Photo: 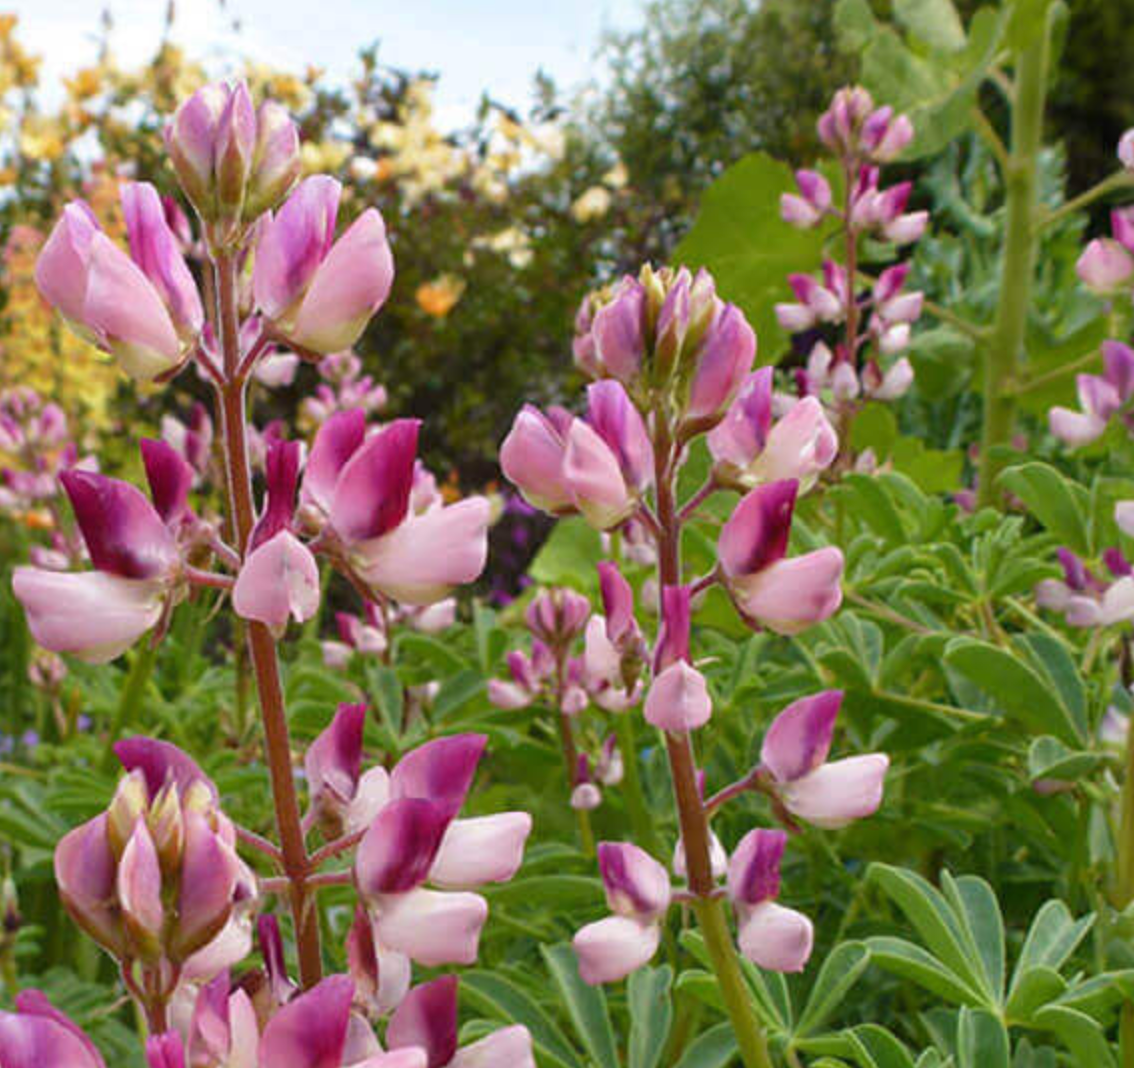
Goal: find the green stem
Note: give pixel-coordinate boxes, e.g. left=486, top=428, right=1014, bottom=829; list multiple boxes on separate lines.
left=692, top=898, right=774, bottom=1068
left=1035, top=171, right=1134, bottom=232
left=976, top=15, right=1051, bottom=508
left=102, top=639, right=158, bottom=771
left=613, top=712, right=660, bottom=856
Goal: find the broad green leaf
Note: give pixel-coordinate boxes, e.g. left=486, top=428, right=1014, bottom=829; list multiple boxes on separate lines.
left=1011, top=901, right=1094, bottom=992
left=957, top=1008, right=1009, bottom=1068
left=941, top=872, right=1004, bottom=1003
left=673, top=152, right=828, bottom=354
left=540, top=944, right=619, bottom=1068
left=834, top=0, right=878, bottom=51
left=1026, top=737, right=1103, bottom=786
left=461, top=971, right=583, bottom=1068
left=795, top=942, right=871, bottom=1037
left=894, top=0, right=967, bottom=52
left=529, top=518, right=602, bottom=589
left=943, top=637, right=1083, bottom=745
left=1004, top=966, right=1067, bottom=1023
left=628, top=966, right=673, bottom=1068
left=849, top=1025, right=916, bottom=1068
left=998, top=462, right=1090, bottom=554
left=672, top=1024, right=738, bottom=1068
left=866, top=936, right=986, bottom=1006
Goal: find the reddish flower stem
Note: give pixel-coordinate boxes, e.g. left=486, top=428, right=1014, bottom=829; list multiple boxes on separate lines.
left=213, top=252, right=323, bottom=987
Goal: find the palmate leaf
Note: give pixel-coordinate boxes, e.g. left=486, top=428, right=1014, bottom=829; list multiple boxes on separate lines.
left=628, top=965, right=674, bottom=1068
left=541, top=943, right=620, bottom=1068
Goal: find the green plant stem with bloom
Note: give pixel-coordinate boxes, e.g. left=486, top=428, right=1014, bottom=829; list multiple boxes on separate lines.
left=213, top=251, right=323, bottom=988
left=552, top=647, right=594, bottom=856
left=977, top=16, right=1052, bottom=508
left=652, top=418, right=773, bottom=1068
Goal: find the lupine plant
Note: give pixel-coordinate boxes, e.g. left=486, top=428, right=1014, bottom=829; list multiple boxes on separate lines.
left=4, top=78, right=534, bottom=1066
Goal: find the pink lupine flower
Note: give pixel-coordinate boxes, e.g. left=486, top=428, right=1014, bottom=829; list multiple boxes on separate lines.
left=718, top=480, right=844, bottom=634
left=571, top=754, right=604, bottom=811
left=353, top=735, right=530, bottom=966
left=161, top=402, right=214, bottom=483
left=234, top=439, right=321, bottom=630
left=644, top=586, right=712, bottom=731
left=727, top=829, right=813, bottom=972
left=584, top=616, right=643, bottom=712
left=500, top=405, right=578, bottom=515
left=760, top=691, right=888, bottom=828
left=526, top=587, right=591, bottom=647
left=36, top=184, right=204, bottom=380
left=347, top=905, right=413, bottom=1018
left=54, top=738, right=249, bottom=969
left=1120, top=129, right=1134, bottom=171
left=0, top=991, right=107, bottom=1068
left=709, top=369, right=838, bottom=490
left=780, top=169, right=832, bottom=228
left=300, top=412, right=489, bottom=605
left=305, top=703, right=368, bottom=834
left=590, top=275, right=648, bottom=383
left=387, top=976, right=535, bottom=1068
left=166, top=80, right=300, bottom=227
left=775, top=272, right=842, bottom=332
left=1077, top=238, right=1134, bottom=293
left=862, top=357, right=915, bottom=401
left=1050, top=341, right=1134, bottom=447
left=1035, top=547, right=1134, bottom=628
left=184, top=971, right=259, bottom=1068
left=253, top=176, right=394, bottom=354
left=13, top=440, right=197, bottom=661
left=574, top=842, right=671, bottom=984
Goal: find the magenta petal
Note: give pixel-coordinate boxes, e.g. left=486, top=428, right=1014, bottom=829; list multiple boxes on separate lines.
left=653, top=585, right=691, bottom=672
left=115, top=736, right=216, bottom=801
left=597, top=841, right=671, bottom=920
left=232, top=531, right=321, bottom=628
left=1104, top=340, right=1134, bottom=401
left=591, top=279, right=646, bottom=381
left=708, top=367, right=774, bottom=468
left=356, top=798, right=449, bottom=896
left=60, top=469, right=177, bottom=579
left=563, top=420, right=635, bottom=530
left=173, top=811, right=238, bottom=960
left=727, top=828, right=787, bottom=906
left=305, top=702, right=367, bottom=808
left=250, top=438, right=303, bottom=550
left=390, top=734, right=487, bottom=821
left=597, top=562, right=635, bottom=645
left=140, top=439, right=195, bottom=525
left=53, top=814, right=123, bottom=955
left=146, top=1032, right=186, bottom=1068
left=686, top=304, right=757, bottom=420
left=331, top=419, right=419, bottom=543
left=718, top=480, right=798, bottom=578
left=34, top=202, right=100, bottom=326
left=500, top=405, right=574, bottom=513
left=0, top=1008, right=106, bottom=1068
left=291, top=208, right=395, bottom=353
left=13, top=991, right=106, bottom=1068
left=386, top=975, right=459, bottom=1068
left=259, top=975, right=354, bottom=1068
left=586, top=380, right=652, bottom=491
left=302, top=408, right=367, bottom=516
left=761, top=691, right=842, bottom=783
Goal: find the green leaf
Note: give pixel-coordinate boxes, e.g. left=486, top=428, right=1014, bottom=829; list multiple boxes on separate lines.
left=1027, top=736, right=1103, bottom=786
left=1010, top=901, right=1094, bottom=992
left=671, top=1024, right=738, bottom=1068
left=957, top=1008, right=1009, bottom=1068
left=894, top=0, right=967, bottom=52
left=1033, top=1005, right=1117, bottom=1068
left=1004, top=966, right=1067, bottom=1023
left=866, top=936, right=986, bottom=1006
left=529, top=518, right=603, bottom=589
left=795, top=942, right=872, bottom=1038
left=540, top=944, right=619, bottom=1068
left=461, top=971, right=583, bottom=1068
left=943, top=637, right=1083, bottom=745
left=628, top=966, right=673, bottom=1068
left=998, top=462, right=1090, bottom=554
left=941, top=872, right=1005, bottom=1004
left=673, top=152, right=828, bottom=354
left=834, top=0, right=879, bottom=51
left=849, top=1025, right=916, bottom=1068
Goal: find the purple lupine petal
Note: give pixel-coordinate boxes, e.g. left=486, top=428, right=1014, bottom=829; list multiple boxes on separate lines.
left=727, top=828, right=787, bottom=906
left=598, top=561, right=636, bottom=646
left=1104, top=340, right=1134, bottom=401
left=0, top=1008, right=106, bottom=1068
left=585, top=380, right=653, bottom=491
left=686, top=303, right=757, bottom=421
left=250, top=438, right=303, bottom=550
left=330, top=419, right=419, bottom=543
left=115, top=736, right=217, bottom=801
left=118, top=818, right=165, bottom=952
left=140, top=439, right=194, bottom=525
left=172, top=811, right=238, bottom=960
left=718, top=480, right=797, bottom=578
left=34, top=202, right=100, bottom=326
left=305, top=702, right=367, bottom=807
left=355, top=798, right=449, bottom=896
left=390, top=734, right=487, bottom=821
left=591, top=278, right=646, bottom=382
left=258, top=975, right=354, bottom=1068
left=597, top=842, right=671, bottom=920
left=13, top=992, right=106, bottom=1068
left=301, top=408, right=367, bottom=516
left=53, top=813, right=124, bottom=955
left=500, top=405, right=575, bottom=514
left=60, top=469, right=178, bottom=579
left=708, top=367, right=775, bottom=468
left=386, top=976, right=458, bottom=1068
left=760, top=691, right=843, bottom=783
left=653, top=585, right=691, bottom=672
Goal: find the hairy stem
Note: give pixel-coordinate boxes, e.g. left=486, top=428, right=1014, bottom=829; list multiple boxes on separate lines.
left=213, top=252, right=323, bottom=986
left=652, top=421, right=772, bottom=1068
left=976, top=17, right=1051, bottom=507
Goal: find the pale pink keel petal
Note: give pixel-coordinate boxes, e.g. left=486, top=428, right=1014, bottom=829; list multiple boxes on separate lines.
left=573, top=916, right=660, bottom=985
left=563, top=420, right=635, bottom=530
left=13, top=567, right=164, bottom=663
left=232, top=532, right=320, bottom=629
left=781, top=754, right=889, bottom=829
left=374, top=888, right=488, bottom=966
left=429, top=813, right=533, bottom=889
left=736, top=901, right=814, bottom=972
left=354, top=496, right=490, bottom=605
left=644, top=661, right=712, bottom=731
left=450, top=1026, right=536, bottom=1068
left=731, top=548, right=844, bottom=634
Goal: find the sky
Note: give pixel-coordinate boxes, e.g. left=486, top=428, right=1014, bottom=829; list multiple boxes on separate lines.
left=14, top=0, right=646, bottom=127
